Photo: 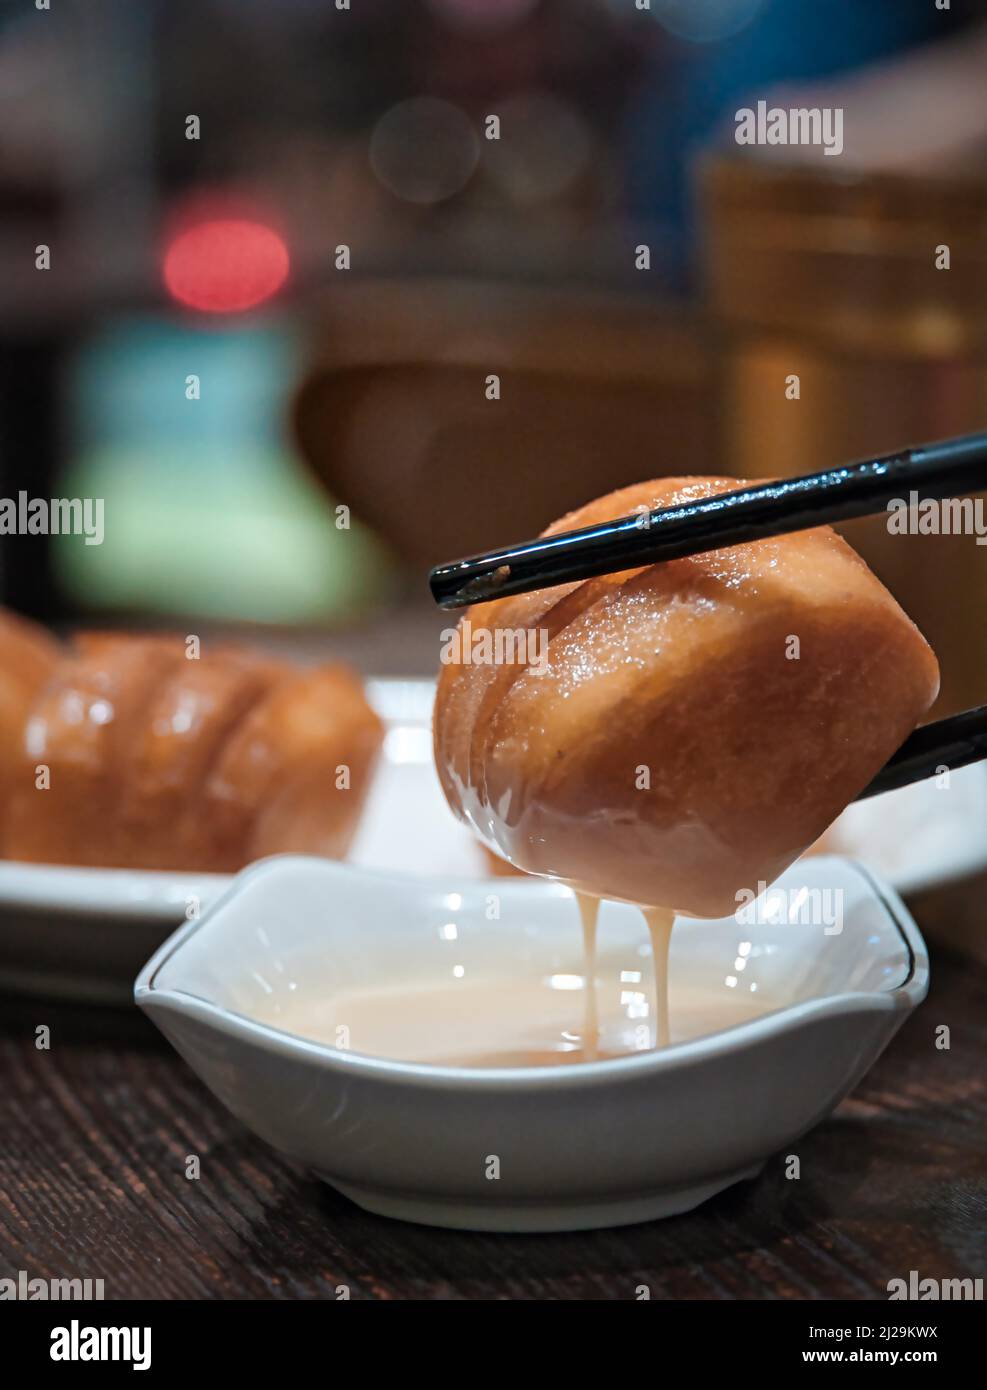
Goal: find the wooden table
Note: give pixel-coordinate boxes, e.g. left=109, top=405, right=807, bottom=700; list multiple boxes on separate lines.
left=1, top=923, right=984, bottom=1300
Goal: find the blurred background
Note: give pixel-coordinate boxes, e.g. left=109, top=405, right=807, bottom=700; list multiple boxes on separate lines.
left=2, top=0, right=987, bottom=707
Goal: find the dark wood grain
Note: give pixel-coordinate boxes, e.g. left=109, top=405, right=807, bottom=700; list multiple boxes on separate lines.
left=0, top=942, right=984, bottom=1301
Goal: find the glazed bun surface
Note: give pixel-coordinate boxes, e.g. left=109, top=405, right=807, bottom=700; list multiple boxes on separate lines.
left=2, top=629, right=383, bottom=872
left=434, top=477, right=940, bottom=917
left=0, top=609, right=60, bottom=806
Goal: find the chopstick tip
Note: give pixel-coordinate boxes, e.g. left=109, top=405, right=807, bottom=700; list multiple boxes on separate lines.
left=433, top=563, right=512, bottom=609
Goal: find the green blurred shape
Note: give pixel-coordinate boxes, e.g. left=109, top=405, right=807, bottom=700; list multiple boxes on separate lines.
left=54, top=316, right=391, bottom=623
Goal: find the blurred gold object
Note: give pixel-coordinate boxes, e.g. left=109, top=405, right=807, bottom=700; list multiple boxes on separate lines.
left=704, top=157, right=987, bottom=716
left=293, top=281, right=713, bottom=571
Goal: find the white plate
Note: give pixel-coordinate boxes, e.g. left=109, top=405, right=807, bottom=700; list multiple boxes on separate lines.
left=1, top=678, right=983, bottom=1002
left=135, top=854, right=927, bottom=1232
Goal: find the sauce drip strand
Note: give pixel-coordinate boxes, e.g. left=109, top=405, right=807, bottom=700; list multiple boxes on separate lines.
left=575, top=894, right=675, bottom=1054
left=642, top=906, right=675, bottom=1048
left=575, top=892, right=601, bottom=1060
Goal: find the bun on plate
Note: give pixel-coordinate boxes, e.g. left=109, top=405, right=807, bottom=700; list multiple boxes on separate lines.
left=0, top=620, right=382, bottom=872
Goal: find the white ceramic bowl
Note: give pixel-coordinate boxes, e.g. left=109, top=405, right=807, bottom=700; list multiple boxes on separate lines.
left=135, top=854, right=927, bottom=1233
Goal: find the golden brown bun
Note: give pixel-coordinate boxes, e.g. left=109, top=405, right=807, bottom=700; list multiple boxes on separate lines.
left=203, top=664, right=384, bottom=869
left=434, top=477, right=940, bottom=917
left=0, top=610, right=61, bottom=806
left=5, top=637, right=184, bottom=866
left=3, top=633, right=382, bottom=871
left=115, top=646, right=284, bottom=870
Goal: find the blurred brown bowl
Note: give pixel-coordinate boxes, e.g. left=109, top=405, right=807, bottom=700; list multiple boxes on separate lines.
left=292, top=279, right=715, bottom=571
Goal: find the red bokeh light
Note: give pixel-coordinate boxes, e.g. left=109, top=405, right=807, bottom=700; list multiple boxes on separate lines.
left=163, top=219, right=290, bottom=313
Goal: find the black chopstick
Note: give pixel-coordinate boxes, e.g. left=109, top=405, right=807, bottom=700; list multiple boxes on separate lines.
left=855, top=705, right=987, bottom=801
left=429, top=429, right=987, bottom=609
